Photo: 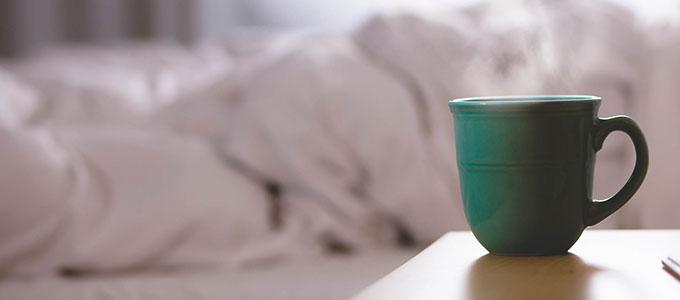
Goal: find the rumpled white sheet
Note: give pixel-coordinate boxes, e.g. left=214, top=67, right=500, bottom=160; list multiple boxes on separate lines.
left=0, top=0, right=653, bottom=277
left=223, top=0, right=648, bottom=255
left=0, top=127, right=270, bottom=276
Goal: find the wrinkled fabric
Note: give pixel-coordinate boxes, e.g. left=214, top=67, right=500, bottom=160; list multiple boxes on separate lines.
left=224, top=0, right=649, bottom=255
left=0, top=127, right=270, bottom=276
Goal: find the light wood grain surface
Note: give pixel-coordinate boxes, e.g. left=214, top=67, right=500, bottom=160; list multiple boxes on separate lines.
left=353, top=230, right=680, bottom=300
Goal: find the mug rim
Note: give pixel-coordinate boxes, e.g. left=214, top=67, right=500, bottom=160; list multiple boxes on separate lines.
left=449, top=95, right=601, bottom=108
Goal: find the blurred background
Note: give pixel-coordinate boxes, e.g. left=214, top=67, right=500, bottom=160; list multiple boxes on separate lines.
left=0, top=0, right=483, bottom=56
left=1, top=0, right=680, bottom=299
left=2, top=0, right=676, bottom=56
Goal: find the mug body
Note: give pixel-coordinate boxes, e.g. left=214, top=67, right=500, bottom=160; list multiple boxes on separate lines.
left=449, top=95, right=601, bottom=255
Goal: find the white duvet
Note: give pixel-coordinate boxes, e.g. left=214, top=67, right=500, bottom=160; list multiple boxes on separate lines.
left=0, top=0, right=666, bottom=277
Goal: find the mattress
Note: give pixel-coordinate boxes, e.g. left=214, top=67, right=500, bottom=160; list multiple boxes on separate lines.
left=0, top=248, right=418, bottom=300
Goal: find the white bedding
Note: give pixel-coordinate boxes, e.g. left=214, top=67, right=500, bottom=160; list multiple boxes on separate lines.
left=0, top=248, right=417, bottom=300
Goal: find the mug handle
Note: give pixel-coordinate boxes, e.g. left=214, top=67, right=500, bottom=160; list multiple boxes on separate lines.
left=584, top=116, right=649, bottom=226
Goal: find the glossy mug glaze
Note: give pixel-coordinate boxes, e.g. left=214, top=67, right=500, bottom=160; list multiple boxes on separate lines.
left=449, top=95, right=648, bottom=255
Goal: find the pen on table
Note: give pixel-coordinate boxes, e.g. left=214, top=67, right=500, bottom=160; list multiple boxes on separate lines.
left=662, top=256, right=680, bottom=281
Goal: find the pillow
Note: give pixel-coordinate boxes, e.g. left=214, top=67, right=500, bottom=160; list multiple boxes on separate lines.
left=8, top=43, right=233, bottom=128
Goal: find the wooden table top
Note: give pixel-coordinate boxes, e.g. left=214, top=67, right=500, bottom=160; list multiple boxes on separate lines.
left=352, top=230, right=680, bottom=300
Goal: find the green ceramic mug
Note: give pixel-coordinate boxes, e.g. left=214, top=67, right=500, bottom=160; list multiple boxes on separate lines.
left=448, top=95, right=648, bottom=255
